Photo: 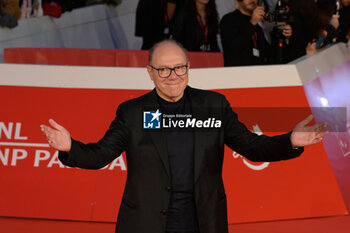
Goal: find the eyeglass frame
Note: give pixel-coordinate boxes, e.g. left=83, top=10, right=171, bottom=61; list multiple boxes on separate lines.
left=148, top=63, right=189, bottom=78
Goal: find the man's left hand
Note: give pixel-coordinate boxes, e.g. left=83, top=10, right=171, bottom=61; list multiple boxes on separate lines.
left=291, top=115, right=328, bottom=147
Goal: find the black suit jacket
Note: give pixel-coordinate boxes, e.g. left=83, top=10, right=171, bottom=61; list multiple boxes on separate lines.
left=220, top=10, right=271, bottom=66
left=59, top=87, right=303, bottom=233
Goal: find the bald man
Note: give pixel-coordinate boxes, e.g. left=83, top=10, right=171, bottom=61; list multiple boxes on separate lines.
left=41, top=39, right=327, bottom=233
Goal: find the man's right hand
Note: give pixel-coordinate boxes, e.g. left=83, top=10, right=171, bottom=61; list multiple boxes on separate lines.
left=40, top=119, right=71, bottom=152
left=250, top=6, right=265, bottom=25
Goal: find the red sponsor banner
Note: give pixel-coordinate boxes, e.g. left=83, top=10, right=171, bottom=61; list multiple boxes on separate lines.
left=0, top=85, right=347, bottom=224
left=3, top=48, right=117, bottom=67
left=218, top=87, right=348, bottom=222
left=0, top=87, right=147, bottom=221
left=4, top=48, right=224, bottom=68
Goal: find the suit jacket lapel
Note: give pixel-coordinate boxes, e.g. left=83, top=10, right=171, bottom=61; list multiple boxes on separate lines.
left=144, top=89, right=171, bottom=178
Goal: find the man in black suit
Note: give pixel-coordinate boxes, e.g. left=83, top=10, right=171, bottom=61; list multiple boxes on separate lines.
left=40, top=39, right=327, bottom=233
left=220, top=0, right=293, bottom=66
left=220, top=0, right=271, bottom=66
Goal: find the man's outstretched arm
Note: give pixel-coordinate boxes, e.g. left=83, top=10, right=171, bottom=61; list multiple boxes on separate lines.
left=40, top=104, right=128, bottom=169
left=223, top=97, right=327, bottom=162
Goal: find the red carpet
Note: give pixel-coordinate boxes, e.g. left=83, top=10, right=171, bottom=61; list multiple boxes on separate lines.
left=1, top=215, right=349, bottom=233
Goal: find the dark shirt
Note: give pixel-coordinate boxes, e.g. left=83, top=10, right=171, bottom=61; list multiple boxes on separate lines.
left=283, top=13, right=316, bottom=63
left=220, top=10, right=271, bottom=66
left=135, top=0, right=170, bottom=49
left=157, top=92, right=199, bottom=232
left=172, top=6, right=219, bottom=52
left=338, top=6, right=350, bottom=43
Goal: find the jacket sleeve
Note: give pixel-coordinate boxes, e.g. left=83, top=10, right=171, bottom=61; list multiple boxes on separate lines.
left=222, top=96, right=303, bottom=162
left=171, top=7, right=187, bottom=46
left=284, top=18, right=309, bottom=63
left=220, top=14, right=256, bottom=64
left=58, top=103, right=128, bottom=169
left=210, top=32, right=220, bottom=52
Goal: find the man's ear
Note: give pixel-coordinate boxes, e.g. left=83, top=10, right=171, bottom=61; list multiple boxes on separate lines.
left=147, top=65, right=154, bottom=81
left=187, top=61, right=191, bottom=69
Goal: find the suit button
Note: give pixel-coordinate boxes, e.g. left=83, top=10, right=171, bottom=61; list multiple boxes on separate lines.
left=166, top=186, right=171, bottom=192
left=161, top=209, right=167, bottom=215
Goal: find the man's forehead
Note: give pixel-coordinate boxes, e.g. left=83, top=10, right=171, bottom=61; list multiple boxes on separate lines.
left=152, top=43, right=187, bottom=65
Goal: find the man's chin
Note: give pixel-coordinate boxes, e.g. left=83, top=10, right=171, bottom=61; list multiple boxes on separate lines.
left=166, top=90, right=185, bottom=101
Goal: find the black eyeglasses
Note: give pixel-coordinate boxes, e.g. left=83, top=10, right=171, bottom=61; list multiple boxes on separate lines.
left=149, top=64, right=188, bottom=78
